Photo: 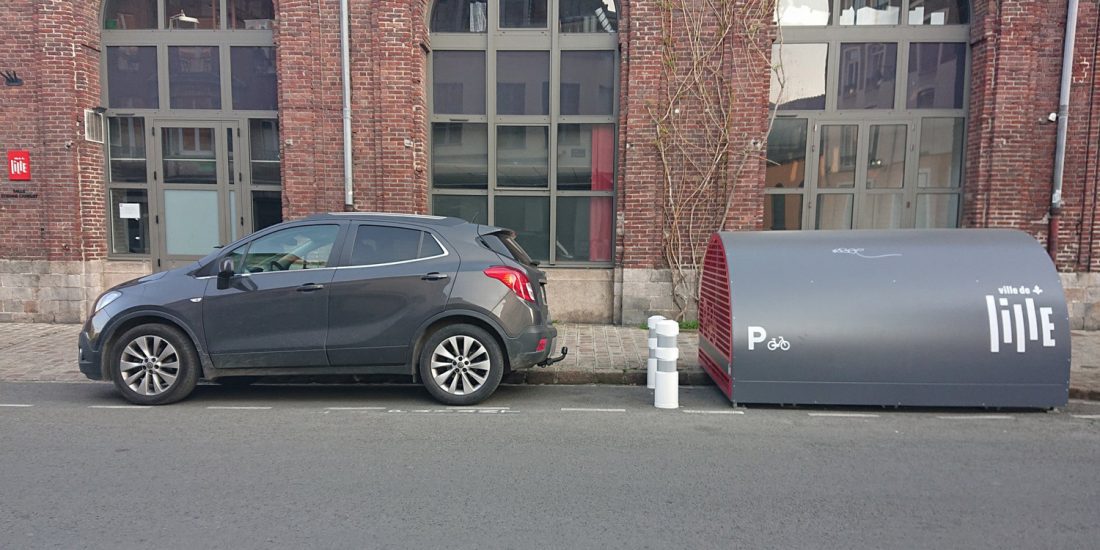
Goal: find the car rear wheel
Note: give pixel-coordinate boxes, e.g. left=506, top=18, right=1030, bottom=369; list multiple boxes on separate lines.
left=108, top=323, right=199, bottom=405
left=419, top=324, right=504, bottom=406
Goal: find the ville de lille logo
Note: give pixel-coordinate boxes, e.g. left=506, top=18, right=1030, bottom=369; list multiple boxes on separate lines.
left=985, top=285, right=1055, bottom=353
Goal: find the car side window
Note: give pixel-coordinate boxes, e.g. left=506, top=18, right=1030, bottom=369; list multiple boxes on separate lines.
left=242, top=224, right=340, bottom=273
left=350, top=225, right=444, bottom=266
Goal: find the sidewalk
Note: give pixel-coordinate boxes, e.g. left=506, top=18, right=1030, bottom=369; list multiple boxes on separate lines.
left=1, top=322, right=1097, bottom=400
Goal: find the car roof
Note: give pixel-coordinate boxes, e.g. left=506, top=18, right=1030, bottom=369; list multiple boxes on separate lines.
left=305, top=212, right=469, bottom=227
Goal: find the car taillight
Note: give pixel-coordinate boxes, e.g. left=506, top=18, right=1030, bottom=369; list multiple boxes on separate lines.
left=484, top=266, right=535, bottom=302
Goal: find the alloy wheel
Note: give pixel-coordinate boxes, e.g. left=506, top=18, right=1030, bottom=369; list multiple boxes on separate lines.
left=118, top=335, right=180, bottom=396
left=430, top=335, right=492, bottom=396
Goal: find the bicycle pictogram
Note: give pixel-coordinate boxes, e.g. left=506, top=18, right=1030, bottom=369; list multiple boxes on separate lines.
left=766, top=336, right=791, bottom=351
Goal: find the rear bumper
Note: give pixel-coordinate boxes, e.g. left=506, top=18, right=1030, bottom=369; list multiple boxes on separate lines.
left=505, top=324, right=558, bottom=370
left=78, top=330, right=104, bottom=381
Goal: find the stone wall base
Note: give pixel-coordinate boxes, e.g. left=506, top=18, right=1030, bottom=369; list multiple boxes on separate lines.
left=1061, top=273, right=1100, bottom=330
left=0, top=260, right=151, bottom=323
left=620, top=268, right=696, bottom=327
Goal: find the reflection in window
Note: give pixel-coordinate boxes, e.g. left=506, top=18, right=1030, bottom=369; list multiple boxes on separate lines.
left=557, top=124, right=615, bottom=191
left=766, top=119, right=808, bottom=189
left=908, top=0, right=969, bottom=25
left=433, top=195, right=487, bottom=223
left=497, top=51, right=550, bottom=115
left=866, top=124, right=906, bottom=189
left=915, top=194, right=959, bottom=227
left=498, top=126, right=549, bottom=188
left=501, top=0, right=548, bottom=28
left=431, top=0, right=488, bottom=32
left=863, top=194, right=903, bottom=228
left=162, top=127, right=217, bottom=184
left=838, top=0, right=900, bottom=25
left=107, top=47, right=159, bottom=109
left=229, top=0, right=276, bottom=29
left=907, top=43, right=965, bottom=109
left=770, top=43, right=827, bottom=110
left=108, top=117, right=148, bottom=183
left=495, top=196, right=550, bottom=261
left=764, top=195, right=802, bottom=230
left=243, top=225, right=339, bottom=272
left=838, top=43, right=897, bottom=109
left=350, top=226, right=432, bottom=266
left=819, top=125, right=857, bottom=188
left=166, top=0, right=220, bottom=29
left=434, top=52, right=486, bottom=115
left=560, top=0, right=618, bottom=32
left=560, top=51, right=615, bottom=115
left=103, top=0, right=157, bottom=29
left=232, top=47, right=277, bottom=111
left=110, top=189, right=150, bottom=254
left=919, top=118, right=964, bottom=188
left=250, top=119, right=281, bottom=186
left=432, top=123, right=488, bottom=189
left=252, top=191, right=283, bottom=231
left=816, top=194, right=853, bottom=229
left=169, top=46, right=222, bottom=109
left=775, top=0, right=831, bottom=26
left=557, top=197, right=613, bottom=262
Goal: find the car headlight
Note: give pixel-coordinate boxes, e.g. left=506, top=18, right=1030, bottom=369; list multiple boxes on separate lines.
left=94, top=291, right=122, bottom=313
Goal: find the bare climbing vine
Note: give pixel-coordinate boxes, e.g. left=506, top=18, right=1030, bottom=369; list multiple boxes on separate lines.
left=648, top=0, right=781, bottom=319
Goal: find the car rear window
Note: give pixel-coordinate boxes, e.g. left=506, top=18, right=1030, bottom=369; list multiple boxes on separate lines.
left=350, top=225, right=444, bottom=266
left=482, top=232, right=536, bottom=266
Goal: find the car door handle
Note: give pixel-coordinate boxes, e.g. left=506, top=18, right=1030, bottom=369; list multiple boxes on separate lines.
left=296, top=283, right=325, bottom=292
left=422, top=272, right=448, bottom=281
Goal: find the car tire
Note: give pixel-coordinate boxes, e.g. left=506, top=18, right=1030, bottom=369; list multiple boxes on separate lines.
left=108, top=323, right=200, bottom=406
left=419, top=324, right=504, bottom=406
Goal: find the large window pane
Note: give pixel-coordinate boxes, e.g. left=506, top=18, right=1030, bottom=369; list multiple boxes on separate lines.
left=816, top=194, right=853, bottom=229
left=497, top=126, right=549, bottom=188
left=434, top=52, right=486, bottom=115
left=250, top=119, right=281, bottom=186
left=103, top=0, right=157, bottom=29
left=433, top=195, right=488, bottom=223
left=432, top=123, right=489, bottom=189
left=764, top=194, right=803, bottom=230
left=908, top=0, right=969, bottom=25
left=560, top=0, right=618, bottom=33
left=819, top=125, right=857, bottom=188
left=495, top=196, right=550, bottom=261
left=497, top=52, right=550, bottom=116
left=252, top=190, right=282, bottom=231
left=431, top=0, right=488, bottom=32
left=776, top=0, right=832, bottom=26
left=557, top=124, right=614, bottom=191
left=863, top=194, right=903, bottom=228
left=838, top=0, right=900, bottom=25
left=557, top=197, right=613, bottom=262
left=838, top=43, right=897, bottom=109
left=907, top=43, right=966, bottom=109
left=108, top=117, right=148, bottom=183
left=866, top=124, right=906, bottom=189
left=771, top=43, right=827, bottom=110
left=169, top=46, right=222, bottom=109
left=915, top=194, right=960, bottom=228
left=162, top=128, right=217, bottom=184
left=229, top=0, right=275, bottom=29
left=106, top=47, right=158, bottom=109
left=918, top=118, right=964, bottom=188
left=164, top=190, right=220, bottom=255
left=232, top=47, right=277, bottom=111
left=109, top=189, right=150, bottom=254
left=165, top=0, right=220, bottom=29
left=766, top=119, right=808, bottom=189
left=501, top=0, right=547, bottom=28
left=560, top=51, right=615, bottom=115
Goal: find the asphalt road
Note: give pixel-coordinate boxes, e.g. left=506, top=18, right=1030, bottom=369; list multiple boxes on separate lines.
left=2, top=382, right=1099, bottom=549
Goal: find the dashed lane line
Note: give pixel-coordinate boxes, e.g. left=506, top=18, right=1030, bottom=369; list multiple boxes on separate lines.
left=0, top=404, right=33, bottom=408
left=1071, top=414, right=1100, bottom=419
left=560, top=408, right=626, bottom=413
left=206, top=406, right=273, bottom=410
left=88, top=405, right=150, bottom=409
left=808, top=412, right=880, bottom=418
left=935, top=415, right=1014, bottom=420
left=324, top=407, right=387, bottom=411
left=682, top=409, right=745, bottom=415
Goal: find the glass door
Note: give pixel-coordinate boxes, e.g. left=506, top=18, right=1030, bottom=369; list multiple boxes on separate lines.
left=151, top=120, right=239, bottom=269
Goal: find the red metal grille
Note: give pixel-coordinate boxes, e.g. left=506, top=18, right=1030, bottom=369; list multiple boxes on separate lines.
left=698, top=234, right=732, bottom=361
left=698, top=348, right=732, bottom=399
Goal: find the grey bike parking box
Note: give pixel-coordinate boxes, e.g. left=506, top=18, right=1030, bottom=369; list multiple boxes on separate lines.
left=697, top=229, right=1070, bottom=408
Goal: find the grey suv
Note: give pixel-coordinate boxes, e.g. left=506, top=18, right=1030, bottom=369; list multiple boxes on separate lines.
left=79, top=213, right=566, bottom=406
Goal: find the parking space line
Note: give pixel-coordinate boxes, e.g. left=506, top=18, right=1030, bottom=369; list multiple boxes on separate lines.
left=808, top=412, right=879, bottom=418
left=324, top=407, right=387, bottom=411
left=446, top=407, right=510, bottom=410
left=935, top=415, right=1014, bottom=420
left=1070, top=414, right=1100, bottom=419
left=0, top=404, right=33, bottom=408
left=682, top=409, right=745, bottom=415
left=560, top=408, right=626, bottom=413
left=89, top=405, right=150, bottom=409
left=206, top=406, right=272, bottom=410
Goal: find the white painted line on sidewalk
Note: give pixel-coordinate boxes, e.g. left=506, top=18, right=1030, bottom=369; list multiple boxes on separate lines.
left=206, top=406, right=272, bottom=410
left=1070, top=414, right=1100, bottom=419
left=324, top=407, right=387, bottom=411
left=935, top=415, right=1014, bottom=420
left=0, top=404, right=33, bottom=408
left=808, top=412, right=879, bottom=418
left=560, top=407, right=626, bottom=413
left=682, top=409, right=745, bottom=415
left=89, top=405, right=150, bottom=409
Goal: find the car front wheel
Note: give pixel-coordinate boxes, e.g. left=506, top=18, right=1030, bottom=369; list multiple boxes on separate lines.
left=419, top=324, right=504, bottom=406
left=108, top=323, right=199, bottom=405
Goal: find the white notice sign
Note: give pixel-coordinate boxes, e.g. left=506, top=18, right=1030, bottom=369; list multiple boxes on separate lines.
left=119, top=202, right=141, bottom=219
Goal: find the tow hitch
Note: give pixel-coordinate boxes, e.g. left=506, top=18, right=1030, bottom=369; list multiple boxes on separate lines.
left=538, top=347, right=569, bottom=367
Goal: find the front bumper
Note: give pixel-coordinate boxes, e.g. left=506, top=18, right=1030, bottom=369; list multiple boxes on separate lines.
left=78, top=330, right=104, bottom=381
left=506, top=324, right=558, bottom=370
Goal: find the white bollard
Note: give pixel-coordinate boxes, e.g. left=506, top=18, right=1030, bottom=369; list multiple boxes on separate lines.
left=646, top=315, right=665, bottom=389
left=654, top=319, right=680, bottom=409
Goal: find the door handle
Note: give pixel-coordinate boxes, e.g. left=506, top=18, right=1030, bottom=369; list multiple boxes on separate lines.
left=422, top=272, right=448, bottom=281
left=296, top=283, right=325, bottom=292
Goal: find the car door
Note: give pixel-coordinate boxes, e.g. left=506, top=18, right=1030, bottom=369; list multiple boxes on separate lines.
left=202, top=222, right=345, bottom=368
left=326, top=223, right=460, bottom=368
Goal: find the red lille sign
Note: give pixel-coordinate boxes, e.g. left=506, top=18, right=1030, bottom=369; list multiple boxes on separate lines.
left=8, top=151, right=30, bottom=181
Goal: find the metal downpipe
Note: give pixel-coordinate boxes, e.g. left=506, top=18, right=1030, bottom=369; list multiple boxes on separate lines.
left=1049, top=0, right=1080, bottom=260
left=340, top=0, right=354, bottom=208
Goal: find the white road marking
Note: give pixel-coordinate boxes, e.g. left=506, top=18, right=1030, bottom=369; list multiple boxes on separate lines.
left=324, top=407, right=387, bottom=411
left=682, top=409, right=745, bottom=415
left=0, top=404, right=33, bottom=408
left=206, top=406, right=272, bottom=410
left=1070, top=414, right=1100, bottom=419
left=935, top=415, right=1014, bottom=420
left=560, top=408, right=626, bottom=412
left=446, top=406, right=510, bottom=410
left=808, top=412, right=879, bottom=418
left=89, top=405, right=150, bottom=409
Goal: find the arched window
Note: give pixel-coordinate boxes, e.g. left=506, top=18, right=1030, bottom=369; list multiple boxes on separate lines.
left=428, top=0, right=620, bottom=264
left=101, top=1, right=281, bottom=268
left=766, top=0, right=969, bottom=230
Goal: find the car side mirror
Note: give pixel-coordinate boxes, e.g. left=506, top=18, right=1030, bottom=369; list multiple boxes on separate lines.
left=218, top=258, right=235, bottom=279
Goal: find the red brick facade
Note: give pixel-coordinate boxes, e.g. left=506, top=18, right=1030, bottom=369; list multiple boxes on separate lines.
left=0, top=0, right=1099, bottom=319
